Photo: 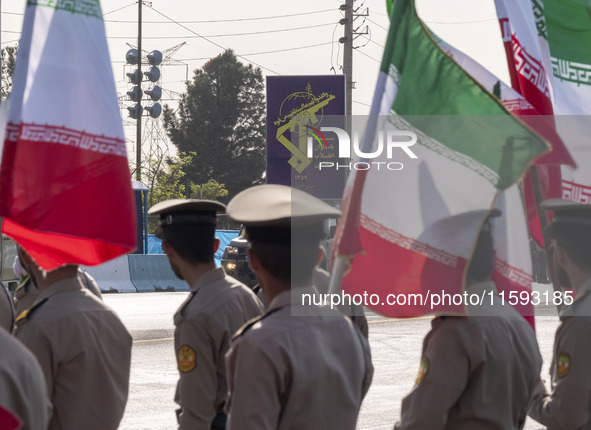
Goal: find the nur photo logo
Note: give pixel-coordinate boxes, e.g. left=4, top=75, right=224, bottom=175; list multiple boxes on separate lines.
left=305, top=126, right=419, bottom=171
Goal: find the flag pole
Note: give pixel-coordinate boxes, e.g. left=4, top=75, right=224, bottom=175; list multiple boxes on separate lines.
left=529, top=166, right=563, bottom=313
left=327, top=255, right=346, bottom=295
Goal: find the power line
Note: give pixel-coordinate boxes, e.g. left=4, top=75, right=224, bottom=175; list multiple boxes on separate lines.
left=2, top=7, right=337, bottom=22
left=113, top=42, right=336, bottom=63
left=354, top=49, right=381, bottom=64
left=104, top=8, right=337, bottom=23
left=131, top=41, right=336, bottom=63
left=103, top=2, right=137, bottom=16
left=366, top=17, right=389, bottom=32
left=353, top=100, right=371, bottom=107
left=367, top=38, right=385, bottom=49
left=103, top=22, right=335, bottom=39
left=144, top=4, right=279, bottom=75
left=235, top=41, right=335, bottom=57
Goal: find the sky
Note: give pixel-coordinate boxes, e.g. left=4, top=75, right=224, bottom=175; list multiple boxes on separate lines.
left=1, top=0, right=509, bottom=160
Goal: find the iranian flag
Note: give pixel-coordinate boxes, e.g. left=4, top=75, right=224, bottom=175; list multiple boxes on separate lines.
left=333, top=0, right=549, bottom=319
left=0, top=1, right=137, bottom=270
left=543, top=0, right=591, bottom=204
left=493, top=0, right=573, bottom=248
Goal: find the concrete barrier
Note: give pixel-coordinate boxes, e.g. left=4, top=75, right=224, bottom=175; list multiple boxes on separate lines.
left=128, top=254, right=189, bottom=292
left=82, top=255, right=136, bottom=293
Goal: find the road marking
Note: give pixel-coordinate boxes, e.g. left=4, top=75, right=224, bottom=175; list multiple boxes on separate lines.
left=367, top=315, right=432, bottom=325
left=133, top=337, right=174, bottom=345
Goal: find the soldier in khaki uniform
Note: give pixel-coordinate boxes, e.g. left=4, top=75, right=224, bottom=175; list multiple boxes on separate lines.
left=0, top=326, right=51, bottom=430
left=224, top=184, right=373, bottom=430
left=12, top=255, right=102, bottom=316
left=529, top=199, right=591, bottom=429
left=14, top=247, right=132, bottom=430
left=395, top=211, right=542, bottom=429
left=148, top=199, right=263, bottom=430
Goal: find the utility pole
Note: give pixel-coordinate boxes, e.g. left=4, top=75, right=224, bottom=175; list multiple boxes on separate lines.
left=341, top=0, right=353, bottom=131
left=136, top=0, right=142, bottom=181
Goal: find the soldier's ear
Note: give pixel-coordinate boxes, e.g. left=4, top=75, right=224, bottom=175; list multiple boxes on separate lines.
left=162, top=240, right=176, bottom=259
left=247, top=248, right=260, bottom=271
left=555, top=244, right=568, bottom=267
left=213, top=238, right=220, bottom=254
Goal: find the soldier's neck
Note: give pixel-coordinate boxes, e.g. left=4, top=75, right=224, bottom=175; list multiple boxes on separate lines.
left=183, top=261, right=216, bottom=287
left=32, top=265, right=79, bottom=291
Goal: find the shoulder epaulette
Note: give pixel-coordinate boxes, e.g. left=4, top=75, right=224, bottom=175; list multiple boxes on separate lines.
left=178, top=291, right=197, bottom=318
left=233, top=315, right=264, bottom=340
left=15, top=298, right=48, bottom=325
left=232, top=306, right=285, bottom=340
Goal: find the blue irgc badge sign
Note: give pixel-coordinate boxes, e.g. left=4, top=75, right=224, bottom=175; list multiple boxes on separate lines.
left=266, top=76, right=418, bottom=198
left=266, top=75, right=346, bottom=199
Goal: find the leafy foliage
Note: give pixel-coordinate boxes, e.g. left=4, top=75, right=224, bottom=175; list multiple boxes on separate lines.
left=145, top=151, right=229, bottom=232
left=146, top=152, right=228, bottom=206
left=1, top=45, right=18, bottom=100
left=163, top=49, right=266, bottom=202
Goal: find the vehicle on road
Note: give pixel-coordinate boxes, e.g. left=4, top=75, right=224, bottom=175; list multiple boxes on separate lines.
left=221, top=219, right=338, bottom=288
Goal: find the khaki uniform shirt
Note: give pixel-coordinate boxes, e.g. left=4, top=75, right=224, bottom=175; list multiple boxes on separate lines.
left=312, top=267, right=369, bottom=338
left=174, top=267, right=263, bottom=430
left=395, top=281, right=542, bottom=430
left=13, top=269, right=102, bottom=316
left=0, top=327, right=51, bottom=430
left=0, top=283, right=14, bottom=332
left=225, top=286, right=373, bottom=430
left=14, top=276, right=132, bottom=430
left=529, top=278, right=591, bottom=430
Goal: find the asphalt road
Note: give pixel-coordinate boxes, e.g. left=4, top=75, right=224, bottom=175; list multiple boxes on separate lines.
left=104, top=291, right=560, bottom=430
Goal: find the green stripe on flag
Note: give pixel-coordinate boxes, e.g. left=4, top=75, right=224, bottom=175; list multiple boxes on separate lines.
left=27, top=0, right=103, bottom=20
left=544, top=0, right=591, bottom=86
left=382, top=0, right=549, bottom=189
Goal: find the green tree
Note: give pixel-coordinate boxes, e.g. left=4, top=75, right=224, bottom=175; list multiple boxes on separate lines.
left=147, top=152, right=228, bottom=206
left=1, top=45, right=18, bottom=100
left=190, top=179, right=229, bottom=200
left=163, top=49, right=266, bottom=202
left=146, top=152, right=228, bottom=232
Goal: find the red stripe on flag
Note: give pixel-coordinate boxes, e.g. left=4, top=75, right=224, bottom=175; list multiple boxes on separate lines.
left=562, top=179, right=591, bottom=203
left=0, top=123, right=136, bottom=270
left=341, top=225, right=467, bottom=317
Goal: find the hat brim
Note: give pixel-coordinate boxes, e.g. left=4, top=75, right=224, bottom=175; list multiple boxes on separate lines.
left=148, top=199, right=226, bottom=216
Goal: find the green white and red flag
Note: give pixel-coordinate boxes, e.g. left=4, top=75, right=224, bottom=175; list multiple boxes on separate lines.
left=493, top=0, right=574, bottom=248
left=333, top=0, right=550, bottom=321
left=0, top=0, right=137, bottom=270
left=543, top=0, right=591, bottom=204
